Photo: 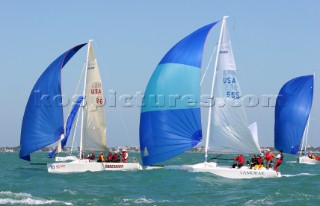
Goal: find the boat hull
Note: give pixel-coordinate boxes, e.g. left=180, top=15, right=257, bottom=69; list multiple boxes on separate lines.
left=47, top=159, right=142, bottom=173
left=55, top=156, right=78, bottom=162
left=165, top=162, right=281, bottom=179
left=298, top=156, right=320, bottom=164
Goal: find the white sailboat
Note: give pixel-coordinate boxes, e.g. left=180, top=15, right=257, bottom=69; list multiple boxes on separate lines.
left=48, top=41, right=142, bottom=173
left=167, top=17, right=280, bottom=179
left=139, top=16, right=280, bottom=178
left=19, top=40, right=142, bottom=173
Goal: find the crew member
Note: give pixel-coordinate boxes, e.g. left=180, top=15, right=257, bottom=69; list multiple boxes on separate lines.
left=122, top=149, right=128, bottom=163
left=232, top=154, right=244, bottom=168
left=112, top=151, right=120, bottom=162
left=107, top=152, right=113, bottom=162
left=264, top=150, right=274, bottom=169
left=273, top=150, right=283, bottom=173
left=254, top=155, right=264, bottom=170
left=98, top=152, right=104, bottom=162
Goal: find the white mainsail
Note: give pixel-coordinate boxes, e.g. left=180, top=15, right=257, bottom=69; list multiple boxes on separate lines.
left=207, top=19, right=260, bottom=154
left=81, top=41, right=107, bottom=152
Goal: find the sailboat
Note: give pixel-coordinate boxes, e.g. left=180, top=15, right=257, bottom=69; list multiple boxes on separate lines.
left=274, top=75, right=319, bottom=164
left=139, top=16, right=280, bottom=178
left=20, top=40, right=142, bottom=173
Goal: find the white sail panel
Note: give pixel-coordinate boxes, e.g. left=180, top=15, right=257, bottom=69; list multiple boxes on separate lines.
left=82, top=43, right=107, bottom=151
left=248, top=122, right=261, bottom=152
left=217, top=25, right=236, bottom=71
left=208, top=22, right=260, bottom=154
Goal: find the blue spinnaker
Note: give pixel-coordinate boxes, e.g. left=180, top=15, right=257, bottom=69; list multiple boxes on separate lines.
left=274, top=75, right=313, bottom=154
left=140, top=21, right=219, bottom=166
left=20, top=43, right=86, bottom=161
left=48, top=96, right=83, bottom=158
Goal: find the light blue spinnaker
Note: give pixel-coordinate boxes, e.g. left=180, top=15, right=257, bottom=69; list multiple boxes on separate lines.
left=20, top=43, right=86, bottom=161
left=48, top=96, right=83, bottom=158
left=140, top=21, right=219, bottom=166
left=274, top=75, right=314, bottom=154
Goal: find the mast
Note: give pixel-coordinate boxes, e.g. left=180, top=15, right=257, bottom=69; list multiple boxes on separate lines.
left=79, top=40, right=92, bottom=159
left=204, top=16, right=229, bottom=162
left=299, top=73, right=315, bottom=156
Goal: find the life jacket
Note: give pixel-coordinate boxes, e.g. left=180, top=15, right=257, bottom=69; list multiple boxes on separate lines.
left=265, top=153, right=272, bottom=160
left=257, top=157, right=263, bottom=164
left=107, top=154, right=113, bottom=161
left=112, top=153, right=119, bottom=160
left=236, top=155, right=244, bottom=164
left=99, top=154, right=104, bottom=162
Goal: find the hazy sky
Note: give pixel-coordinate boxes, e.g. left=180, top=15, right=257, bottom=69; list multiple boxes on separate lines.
left=1, top=1, right=319, bottom=147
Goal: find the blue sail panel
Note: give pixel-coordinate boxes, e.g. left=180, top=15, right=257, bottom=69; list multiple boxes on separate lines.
left=48, top=96, right=83, bottom=158
left=160, top=21, right=219, bottom=67
left=274, top=75, right=313, bottom=154
left=142, top=63, right=200, bottom=113
left=20, top=43, right=86, bottom=161
left=140, top=21, right=219, bottom=166
left=140, top=108, right=202, bottom=165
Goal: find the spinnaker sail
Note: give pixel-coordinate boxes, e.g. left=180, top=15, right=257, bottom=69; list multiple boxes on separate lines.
left=20, top=43, right=86, bottom=161
left=140, top=21, right=219, bottom=166
left=274, top=75, right=313, bottom=154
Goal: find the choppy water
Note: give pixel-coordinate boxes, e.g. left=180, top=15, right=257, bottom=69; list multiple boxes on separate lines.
left=0, top=152, right=319, bottom=205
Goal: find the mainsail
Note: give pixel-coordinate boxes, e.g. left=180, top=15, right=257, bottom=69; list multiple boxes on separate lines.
left=20, top=44, right=86, bottom=161
left=140, top=21, right=220, bottom=166
left=274, top=75, right=313, bottom=154
left=207, top=21, right=260, bottom=154
left=81, top=41, right=107, bottom=152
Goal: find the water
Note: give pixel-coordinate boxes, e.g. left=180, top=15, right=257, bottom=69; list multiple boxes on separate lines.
left=0, top=152, right=319, bottom=205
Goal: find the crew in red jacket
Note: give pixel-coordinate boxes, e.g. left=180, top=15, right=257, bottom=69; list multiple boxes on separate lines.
left=264, top=150, right=274, bottom=169
left=232, top=154, right=244, bottom=168
left=274, top=150, right=284, bottom=173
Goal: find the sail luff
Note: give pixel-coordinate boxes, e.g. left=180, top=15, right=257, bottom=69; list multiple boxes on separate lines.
left=204, top=17, right=227, bottom=162
left=79, top=41, right=91, bottom=158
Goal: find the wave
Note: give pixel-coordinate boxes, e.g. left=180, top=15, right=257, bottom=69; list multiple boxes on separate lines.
left=0, top=191, right=72, bottom=205
left=63, top=189, right=78, bottom=196
left=282, top=173, right=317, bottom=177
left=123, top=197, right=155, bottom=204
left=285, top=161, right=297, bottom=164
left=122, top=197, right=171, bottom=204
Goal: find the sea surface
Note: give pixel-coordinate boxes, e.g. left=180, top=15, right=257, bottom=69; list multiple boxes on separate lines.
left=0, top=152, right=319, bottom=206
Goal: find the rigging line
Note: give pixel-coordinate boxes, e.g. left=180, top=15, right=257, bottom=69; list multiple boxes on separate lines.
left=70, top=104, right=82, bottom=155
left=200, top=45, right=217, bottom=86
left=69, top=63, right=87, bottom=154
left=116, top=106, right=131, bottom=146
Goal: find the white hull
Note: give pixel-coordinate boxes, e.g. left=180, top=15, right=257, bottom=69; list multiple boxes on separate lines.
left=47, top=159, right=142, bottom=173
left=55, top=156, right=78, bottom=162
left=165, top=162, right=281, bottom=179
left=298, top=156, right=320, bottom=164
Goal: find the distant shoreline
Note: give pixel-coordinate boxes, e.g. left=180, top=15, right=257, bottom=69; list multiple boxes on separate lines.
left=2, top=146, right=320, bottom=153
